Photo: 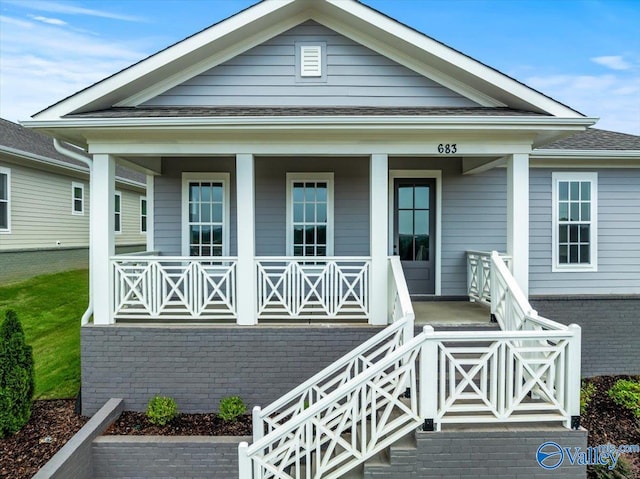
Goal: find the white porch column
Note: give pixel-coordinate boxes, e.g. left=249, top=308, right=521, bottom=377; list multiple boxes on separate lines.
left=146, top=174, right=154, bottom=251
left=236, top=154, right=256, bottom=325
left=506, top=153, right=530, bottom=296
left=370, top=154, right=389, bottom=325
left=92, top=154, right=116, bottom=325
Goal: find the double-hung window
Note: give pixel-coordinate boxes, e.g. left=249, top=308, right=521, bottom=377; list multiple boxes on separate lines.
left=286, top=173, right=334, bottom=257
left=182, top=173, right=230, bottom=257
left=0, top=167, right=9, bottom=232
left=72, top=182, right=84, bottom=215
left=114, top=191, right=122, bottom=233
left=140, top=197, right=147, bottom=233
left=552, top=172, right=597, bottom=271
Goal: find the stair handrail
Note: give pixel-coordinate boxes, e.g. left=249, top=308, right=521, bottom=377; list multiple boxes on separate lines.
left=253, top=256, right=415, bottom=438
left=243, top=330, right=426, bottom=479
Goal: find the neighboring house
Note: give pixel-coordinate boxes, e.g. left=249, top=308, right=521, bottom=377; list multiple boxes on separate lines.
left=0, top=118, right=147, bottom=283
left=23, top=0, right=639, bottom=477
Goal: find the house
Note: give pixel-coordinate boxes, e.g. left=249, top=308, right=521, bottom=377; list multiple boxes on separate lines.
left=0, top=118, right=148, bottom=284
left=23, top=0, right=639, bottom=477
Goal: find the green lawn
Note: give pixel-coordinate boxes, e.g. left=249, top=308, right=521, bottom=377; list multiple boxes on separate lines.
left=0, top=269, right=88, bottom=399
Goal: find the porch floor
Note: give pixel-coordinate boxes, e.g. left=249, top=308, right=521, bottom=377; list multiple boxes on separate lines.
left=412, top=300, right=493, bottom=327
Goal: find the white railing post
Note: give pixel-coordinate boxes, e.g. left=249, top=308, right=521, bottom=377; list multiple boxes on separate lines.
left=238, top=442, right=253, bottom=479
left=419, top=325, right=438, bottom=432
left=252, top=406, right=263, bottom=443
left=490, top=252, right=497, bottom=317
left=566, top=323, right=582, bottom=429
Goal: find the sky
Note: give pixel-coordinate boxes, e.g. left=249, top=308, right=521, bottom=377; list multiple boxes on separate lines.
left=0, top=0, right=639, bottom=134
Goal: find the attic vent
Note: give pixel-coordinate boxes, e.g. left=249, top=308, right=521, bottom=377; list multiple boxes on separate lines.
left=300, top=45, right=322, bottom=77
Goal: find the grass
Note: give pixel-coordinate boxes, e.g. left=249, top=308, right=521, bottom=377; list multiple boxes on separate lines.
left=0, top=269, right=88, bottom=399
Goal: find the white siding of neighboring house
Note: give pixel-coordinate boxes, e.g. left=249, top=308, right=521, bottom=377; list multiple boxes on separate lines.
left=0, top=159, right=146, bottom=251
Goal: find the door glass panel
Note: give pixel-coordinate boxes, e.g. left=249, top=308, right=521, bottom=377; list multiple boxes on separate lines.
left=414, top=211, right=428, bottom=235
left=398, top=210, right=413, bottom=235
left=415, top=235, right=429, bottom=261
left=398, top=186, right=413, bottom=209
left=398, top=234, right=413, bottom=261
left=414, top=186, right=429, bottom=209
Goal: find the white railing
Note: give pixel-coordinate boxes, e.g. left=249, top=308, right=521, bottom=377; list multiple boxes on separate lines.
left=255, top=257, right=370, bottom=319
left=251, top=257, right=414, bottom=438
left=241, top=335, right=422, bottom=479
left=466, top=250, right=511, bottom=305
left=421, top=326, right=580, bottom=429
left=111, top=256, right=237, bottom=320
left=239, top=252, right=581, bottom=478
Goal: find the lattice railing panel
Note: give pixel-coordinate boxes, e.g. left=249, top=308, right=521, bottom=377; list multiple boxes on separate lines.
left=112, top=256, right=237, bottom=320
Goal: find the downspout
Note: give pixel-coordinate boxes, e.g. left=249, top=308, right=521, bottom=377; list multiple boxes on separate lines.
left=53, top=139, right=93, bottom=325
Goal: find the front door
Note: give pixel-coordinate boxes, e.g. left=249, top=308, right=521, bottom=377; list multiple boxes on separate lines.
left=394, top=179, right=436, bottom=295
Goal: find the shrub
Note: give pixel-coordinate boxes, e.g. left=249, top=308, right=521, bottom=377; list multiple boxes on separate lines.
left=0, top=310, right=35, bottom=438
left=219, top=395, right=247, bottom=422
left=581, top=381, right=596, bottom=415
left=607, top=379, right=640, bottom=419
left=146, top=395, right=178, bottom=426
left=590, top=456, right=634, bottom=479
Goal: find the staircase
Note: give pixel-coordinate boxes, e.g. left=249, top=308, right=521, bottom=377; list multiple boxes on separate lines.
left=238, top=253, right=582, bottom=479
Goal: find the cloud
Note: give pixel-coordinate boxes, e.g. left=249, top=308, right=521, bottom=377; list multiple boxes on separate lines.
left=3, top=0, right=146, bottom=22
left=29, top=15, right=67, bottom=26
left=591, top=56, right=633, bottom=71
left=0, top=14, right=149, bottom=121
left=525, top=73, right=640, bottom=135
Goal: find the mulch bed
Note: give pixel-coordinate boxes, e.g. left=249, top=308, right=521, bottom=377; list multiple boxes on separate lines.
left=0, top=399, right=88, bottom=479
left=105, top=411, right=252, bottom=436
left=582, top=375, right=640, bottom=478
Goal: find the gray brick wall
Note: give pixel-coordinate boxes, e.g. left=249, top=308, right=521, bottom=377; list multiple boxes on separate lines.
left=413, top=427, right=587, bottom=479
left=531, top=297, right=640, bottom=377
left=32, top=398, right=123, bottom=479
left=0, top=244, right=144, bottom=284
left=92, top=436, right=250, bottom=479
left=81, top=325, right=381, bottom=415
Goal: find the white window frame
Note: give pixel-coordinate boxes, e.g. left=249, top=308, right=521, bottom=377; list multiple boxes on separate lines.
left=140, top=196, right=147, bottom=234
left=552, top=172, right=598, bottom=272
left=286, top=172, right=334, bottom=257
left=71, top=181, right=84, bottom=215
left=181, top=172, right=230, bottom=257
left=0, top=166, right=10, bottom=233
left=114, top=191, right=122, bottom=234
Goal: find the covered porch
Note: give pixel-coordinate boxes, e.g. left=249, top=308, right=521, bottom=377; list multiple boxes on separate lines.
left=89, top=134, right=534, bottom=326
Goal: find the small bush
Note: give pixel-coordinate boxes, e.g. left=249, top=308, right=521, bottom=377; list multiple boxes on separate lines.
left=581, top=381, right=596, bottom=415
left=607, top=379, right=640, bottom=418
left=146, top=395, right=178, bottom=426
left=0, top=310, right=35, bottom=438
left=590, top=456, right=634, bottom=479
left=219, top=396, right=246, bottom=422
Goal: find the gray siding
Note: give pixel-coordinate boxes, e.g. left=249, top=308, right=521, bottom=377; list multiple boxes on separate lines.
left=144, top=21, right=477, bottom=108
left=389, top=158, right=507, bottom=296
left=154, top=157, right=237, bottom=256
left=254, top=156, right=370, bottom=256
left=530, top=169, right=640, bottom=295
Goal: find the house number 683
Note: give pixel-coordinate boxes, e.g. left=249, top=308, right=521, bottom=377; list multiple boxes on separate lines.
left=437, top=143, right=457, bottom=154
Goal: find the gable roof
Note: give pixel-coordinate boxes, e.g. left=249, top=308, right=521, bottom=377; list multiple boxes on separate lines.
left=0, top=118, right=146, bottom=185
left=31, top=0, right=588, bottom=121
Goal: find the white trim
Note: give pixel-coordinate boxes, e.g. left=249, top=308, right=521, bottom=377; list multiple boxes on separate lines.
left=145, top=175, right=154, bottom=250
left=300, top=45, right=322, bottom=77
left=0, top=166, right=10, bottom=233
left=236, top=154, right=256, bottom=325
left=388, top=170, right=442, bottom=296
left=285, top=172, right=334, bottom=257
left=140, top=196, right=147, bottom=234
left=551, top=172, right=598, bottom=272
left=71, top=181, right=85, bottom=215
left=114, top=191, right=122, bottom=234
left=181, top=172, right=231, bottom=257
left=506, top=153, right=529, bottom=295
left=532, top=149, right=640, bottom=159
left=370, top=155, right=388, bottom=325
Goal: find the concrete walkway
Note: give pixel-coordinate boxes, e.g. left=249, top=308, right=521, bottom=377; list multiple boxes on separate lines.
left=412, top=300, right=492, bottom=326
